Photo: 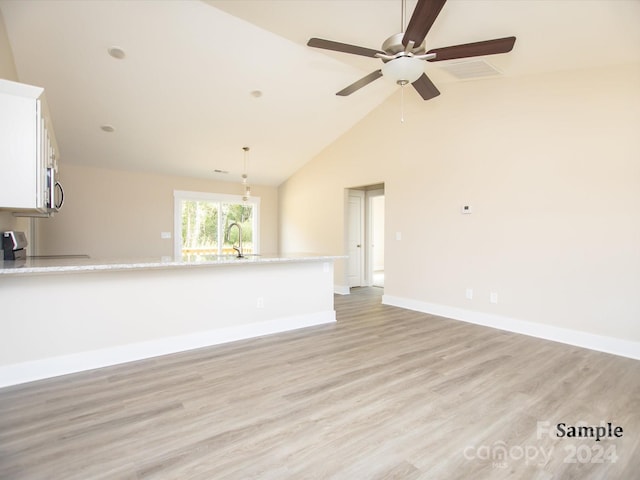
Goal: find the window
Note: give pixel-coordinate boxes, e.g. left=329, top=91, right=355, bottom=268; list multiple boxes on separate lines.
left=174, top=191, right=260, bottom=259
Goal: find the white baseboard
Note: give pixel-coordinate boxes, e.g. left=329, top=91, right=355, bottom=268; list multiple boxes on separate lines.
left=382, top=295, right=640, bottom=361
left=334, top=284, right=350, bottom=295
left=0, top=311, right=336, bottom=388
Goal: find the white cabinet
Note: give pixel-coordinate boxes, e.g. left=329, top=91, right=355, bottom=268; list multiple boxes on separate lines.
left=0, top=79, right=62, bottom=214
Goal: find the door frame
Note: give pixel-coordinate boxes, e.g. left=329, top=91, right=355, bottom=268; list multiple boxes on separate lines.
left=346, top=189, right=365, bottom=288
left=345, top=184, right=385, bottom=290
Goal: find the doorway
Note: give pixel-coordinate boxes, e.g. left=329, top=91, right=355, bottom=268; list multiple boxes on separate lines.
left=346, top=184, right=385, bottom=289
left=369, top=194, right=385, bottom=287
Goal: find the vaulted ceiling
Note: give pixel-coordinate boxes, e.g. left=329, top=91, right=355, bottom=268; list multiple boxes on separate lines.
left=1, top=0, right=639, bottom=185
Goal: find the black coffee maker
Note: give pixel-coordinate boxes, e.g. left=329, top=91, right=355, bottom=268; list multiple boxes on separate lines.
left=2, top=231, right=28, bottom=260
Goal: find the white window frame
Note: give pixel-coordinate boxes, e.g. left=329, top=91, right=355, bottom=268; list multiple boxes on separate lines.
left=173, top=190, right=261, bottom=259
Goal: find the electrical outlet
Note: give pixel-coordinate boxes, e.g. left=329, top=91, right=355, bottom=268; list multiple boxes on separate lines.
left=465, top=288, right=473, bottom=300
left=461, top=205, right=472, bottom=214
left=161, top=231, right=172, bottom=239
left=490, top=292, right=498, bottom=304
left=256, top=297, right=264, bottom=309
left=396, top=232, right=402, bottom=241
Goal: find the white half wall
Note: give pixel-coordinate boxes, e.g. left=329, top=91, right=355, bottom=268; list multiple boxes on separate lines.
left=0, top=260, right=335, bottom=387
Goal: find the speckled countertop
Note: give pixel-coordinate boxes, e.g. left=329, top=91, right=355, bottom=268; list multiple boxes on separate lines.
left=0, top=253, right=344, bottom=276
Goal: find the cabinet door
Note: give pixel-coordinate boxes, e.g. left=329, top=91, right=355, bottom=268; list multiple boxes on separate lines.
left=36, top=103, right=45, bottom=209
left=0, top=93, right=38, bottom=209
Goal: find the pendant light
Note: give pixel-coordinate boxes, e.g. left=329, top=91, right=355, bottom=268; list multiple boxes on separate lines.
left=241, top=147, right=251, bottom=203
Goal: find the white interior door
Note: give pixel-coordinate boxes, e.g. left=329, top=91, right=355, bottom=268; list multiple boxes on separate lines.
left=347, top=190, right=365, bottom=287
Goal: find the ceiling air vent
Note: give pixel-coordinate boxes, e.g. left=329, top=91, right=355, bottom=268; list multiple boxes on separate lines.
left=439, top=59, right=502, bottom=80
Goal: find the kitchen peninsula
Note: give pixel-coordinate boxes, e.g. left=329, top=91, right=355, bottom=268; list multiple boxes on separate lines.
left=0, top=254, right=341, bottom=387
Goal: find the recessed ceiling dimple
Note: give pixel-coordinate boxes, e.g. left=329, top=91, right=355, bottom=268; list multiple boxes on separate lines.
left=107, top=46, right=126, bottom=59
left=250, top=90, right=263, bottom=98
left=214, top=169, right=229, bottom=174
left=100, top=124, right=115, bottom=133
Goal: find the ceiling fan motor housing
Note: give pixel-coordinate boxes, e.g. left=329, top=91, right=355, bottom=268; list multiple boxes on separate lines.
left=380, top=33, right=426, bottom=61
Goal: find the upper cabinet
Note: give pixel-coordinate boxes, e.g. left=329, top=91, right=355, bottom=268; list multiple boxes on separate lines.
left=0, top=79, right=63, bottom=215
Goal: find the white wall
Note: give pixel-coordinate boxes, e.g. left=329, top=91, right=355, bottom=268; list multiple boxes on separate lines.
left=36, top=163, right=279, bottom=258
left=0, top=260, right=335, bottom=386
left=279, top=63, right=640, bottom=349
left=0, top=8, right=15, bottom=81
left=0, top=7, right=27, bottom=235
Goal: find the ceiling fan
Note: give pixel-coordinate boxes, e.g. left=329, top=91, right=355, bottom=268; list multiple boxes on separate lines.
left=307, top=0, right=516, bottom=100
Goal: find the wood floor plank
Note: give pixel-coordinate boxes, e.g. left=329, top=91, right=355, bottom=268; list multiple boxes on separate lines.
left=0, top=287, right=638, bottom=479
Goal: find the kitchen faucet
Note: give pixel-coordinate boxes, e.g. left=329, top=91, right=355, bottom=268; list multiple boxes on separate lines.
left=226, top=222, right=243, bottom=258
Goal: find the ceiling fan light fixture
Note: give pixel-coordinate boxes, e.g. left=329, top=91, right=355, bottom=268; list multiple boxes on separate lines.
left=381, top=56, right=424, bottom=85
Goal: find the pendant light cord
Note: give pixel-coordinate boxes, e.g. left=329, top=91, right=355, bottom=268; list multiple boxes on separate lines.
left=242, top=147, right=249, bottom=178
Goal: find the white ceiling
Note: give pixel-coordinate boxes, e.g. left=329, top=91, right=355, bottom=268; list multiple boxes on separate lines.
left=1, top=0, right=639, bottom=186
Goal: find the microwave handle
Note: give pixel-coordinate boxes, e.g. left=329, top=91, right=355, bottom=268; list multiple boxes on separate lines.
left=54, top=181, right=64, bottom=209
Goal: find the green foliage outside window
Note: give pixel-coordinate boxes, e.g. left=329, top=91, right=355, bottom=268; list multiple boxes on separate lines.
left=181, top=199, right=254, bottom=256
left=182, top=200, right=218, bottom=251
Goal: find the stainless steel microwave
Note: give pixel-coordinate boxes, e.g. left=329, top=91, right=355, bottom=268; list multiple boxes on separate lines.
left=46, top=167, right=64, bottom=212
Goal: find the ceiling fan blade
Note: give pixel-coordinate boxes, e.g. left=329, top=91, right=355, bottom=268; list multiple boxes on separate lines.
left=336, top=70, right=383, bottom=96
left=402, top=0, right=447, bottom=48
left=307, top=38, right=383, bottom=58
left=427, top=36, right=516, bottom=62
left=412, top=73, right=440, bottom=101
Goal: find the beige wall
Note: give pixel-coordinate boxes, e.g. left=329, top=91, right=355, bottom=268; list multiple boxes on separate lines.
left=279, top=63, right=640, bottom=343
left=36, top=164, right=278, bottom=258
left=0, top=8, right=16, bottom=82
left=0, top=6, right=24, bottom=235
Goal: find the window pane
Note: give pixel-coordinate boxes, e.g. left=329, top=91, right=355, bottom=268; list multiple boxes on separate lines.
left=222, top=203, right=253, bottom=254
left=181, top=200, right=218, bottom=258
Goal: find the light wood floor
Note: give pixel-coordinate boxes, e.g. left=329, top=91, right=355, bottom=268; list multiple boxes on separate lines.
left=1, top=287, right=639, bottom=479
